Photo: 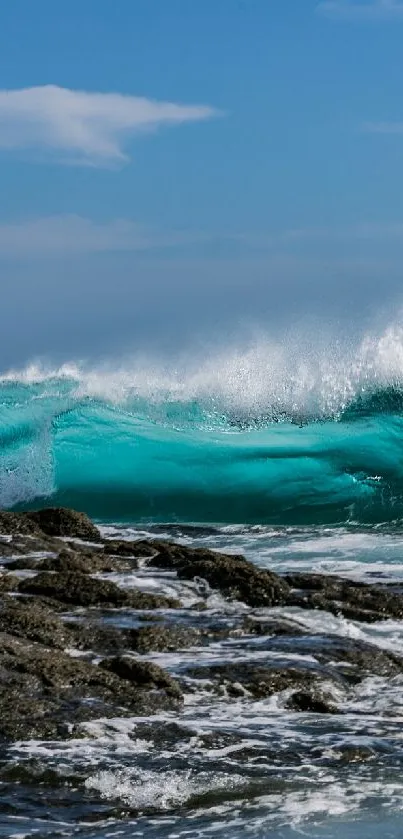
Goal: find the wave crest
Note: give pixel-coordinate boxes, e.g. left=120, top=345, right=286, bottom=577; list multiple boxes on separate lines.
left=3, top=324, right=403, bottom=523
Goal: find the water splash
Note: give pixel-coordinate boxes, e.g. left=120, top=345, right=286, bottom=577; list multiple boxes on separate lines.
left=3, top=325, right=403, bottom=523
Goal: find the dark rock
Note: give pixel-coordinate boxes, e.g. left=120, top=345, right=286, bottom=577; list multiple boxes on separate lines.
left=125, top=591, right=180, bottom=610
left=38, top=548, right=133, bottom=574
left=335, top=745, right=375, bottom=763
left=0, top=574, right=19, bottom=593
left=126, top=625, right=201, bottom=653
left=103, top=540, right=150, bottom=560
left=0, top=540, right=20, bottom=558
left=18, top=571, right=130, bottom=607
left=242, top=616, right=305, bottom=637
left=284, top=572, right=403, bottom=622
left=0, top=632, right=182, bottom=741
left=16, top=594, right=72, bottom=614
left=0, top=512, right=40, bottom=536
left=2, top=533, right=63, bottom=560
left=147, top=542, right=289, bottom=608
left=26, top=508, right=101, bottom=542
left=100, top=655, right=183, bottom=699
left=285, top=690, right=338, bottom=714
left=313, top=635, right=403, bottom=680
left=187, top=661, right=345, bottom=701
left=6, top=557, right=40, bottom=571
left=239, top=633, right=403, bottom=682
left=68, top=621, right=127, bottom=655
left=0, top=597, right=71, bottom=649
left=284, top=573, right=341, bottom=592
left=18, top=570, right=179, bottom=610
left=232, top=636, right=403, bottom=697
left=147, top=542, right=245, bottom=571
left=177, top=556, right=289, bottom=608
left=132, top=720, right=195, bottom=749
left=147, top=541, right=290, bottom=607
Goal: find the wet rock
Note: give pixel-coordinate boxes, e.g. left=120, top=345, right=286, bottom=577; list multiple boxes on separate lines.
left=126, top=624, right=201, bottom=653
left=100, top=655, right=183, bottom=700
left=285, top=690, right=338, bottom=714
left=16, top=594, right=73, bottom=614
left=0, top=540, right=20, bottom=558
left=6, top=557, right=41, bottom=571
left=18, top=570, right=179, bottom=610
left=26, top=508, right=101, bottom=542
left=0, top=512, right=40, bottom=536
left=147, top=542, right=289, bottom=607
left=0, top=674, right=66, bottom=741
left=125, top=591, right=180, bottom=610
left=235, top=632, right=403, bottom=682
left=0, top=574, right=19, bottom=593
left=178, top=556, right=289, bottom=608
left=18, top=571, right=131, bottom=607
left=133, top=720, right=195, bottom=749
left=335, top=745, right=376, bottom=763
left=38, top=548, right=133, bottom=574
left=0, top=632, right=182, bottom=741
left=284, top=572, right=403, bottom=622
left=2, top=533, right=63, bottom=561
left=284, top=573, right=340, bottom=592
left=68, top=621, right=127, bottom=655
left=242, top=616, right=305, bottom=637
left=313, top=635, right=403, bottom=680
left=147, top=543, right=289, bottom=608
left=0, top=597, right=71, bottom=649
left=187, top=661, right=345, bottom=701
left=103, top=539, right=151, bottom=560
left=147, top=542, right=244, bottom=571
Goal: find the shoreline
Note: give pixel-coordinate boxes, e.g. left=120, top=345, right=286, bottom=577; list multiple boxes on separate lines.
left=0, top=505, right=402, bottom=742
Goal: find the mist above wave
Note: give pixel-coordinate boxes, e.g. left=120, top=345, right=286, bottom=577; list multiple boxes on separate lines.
left=3, top=323, right=403, bottom=424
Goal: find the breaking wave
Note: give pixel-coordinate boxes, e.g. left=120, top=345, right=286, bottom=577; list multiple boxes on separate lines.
left=3, top=325, right=403, bottom=524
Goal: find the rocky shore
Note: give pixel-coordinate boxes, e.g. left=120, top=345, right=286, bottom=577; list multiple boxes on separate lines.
left=0, top=506, right=402, bottom=743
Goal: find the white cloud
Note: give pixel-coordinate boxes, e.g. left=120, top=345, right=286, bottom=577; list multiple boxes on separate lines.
left=0, top=85, right=218, bottom=167
left=317, top=0, right=403, bottom=19
left=0, top=215, right=206, bottom=257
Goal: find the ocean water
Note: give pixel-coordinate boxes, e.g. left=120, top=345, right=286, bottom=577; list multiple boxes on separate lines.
left=2, top=326, right=403, bottom=837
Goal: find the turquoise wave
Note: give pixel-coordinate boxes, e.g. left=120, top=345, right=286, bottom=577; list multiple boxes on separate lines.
left=1, top=365, right=403, bottom=525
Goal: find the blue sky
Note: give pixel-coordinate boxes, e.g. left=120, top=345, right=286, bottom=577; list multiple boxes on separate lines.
left=2, top=0, right=403, bottom=366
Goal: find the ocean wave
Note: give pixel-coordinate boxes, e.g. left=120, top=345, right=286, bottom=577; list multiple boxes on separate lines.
left=3, top=326, right=403, bottom=523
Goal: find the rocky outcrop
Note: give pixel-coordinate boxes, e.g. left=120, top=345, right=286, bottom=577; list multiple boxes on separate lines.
left=148, top=544, right=289, bottom=608
left=26, top=507, right=101, bottom=541
left=100, top=655, right=183, bottom=700
left=37, top=548, right=134, bottom=574
left=0, top=632, right=182, bottom=741
left=285, top=572, right=403, bottom=622
left=186, top=660, right=346, bottom=703
left=126, top=624, right=201, bottom=653
left=0, top=597, right=71, bottom=649
left=1, top=505, right=403, bottom=747
left=18, top=570, right=179, bottom=609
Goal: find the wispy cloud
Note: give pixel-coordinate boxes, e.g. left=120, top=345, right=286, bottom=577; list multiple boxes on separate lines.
left=2, top=215, right=403, bottom=260
left=363, top=121, right=403, bottom=134
left=0, top=85, right=219, bottom=167
left=0, top=215, right=206, bottom=257
left=227, top=222, right=403, bottom=252
left=317, top=0, right=403, bottom=19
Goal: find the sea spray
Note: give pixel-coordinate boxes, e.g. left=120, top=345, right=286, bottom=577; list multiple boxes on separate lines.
left=3, top=324, right=403, bottom=523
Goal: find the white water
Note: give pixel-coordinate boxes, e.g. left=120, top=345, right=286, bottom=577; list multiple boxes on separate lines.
left=1, top=522, right=403, bottom=838
left=4, top=321, right=403, bottom=418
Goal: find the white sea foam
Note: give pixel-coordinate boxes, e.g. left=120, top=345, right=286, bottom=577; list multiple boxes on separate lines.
left=85, top=767, right=246, bottom=811
left=3, top=322, right=403, bottom=418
